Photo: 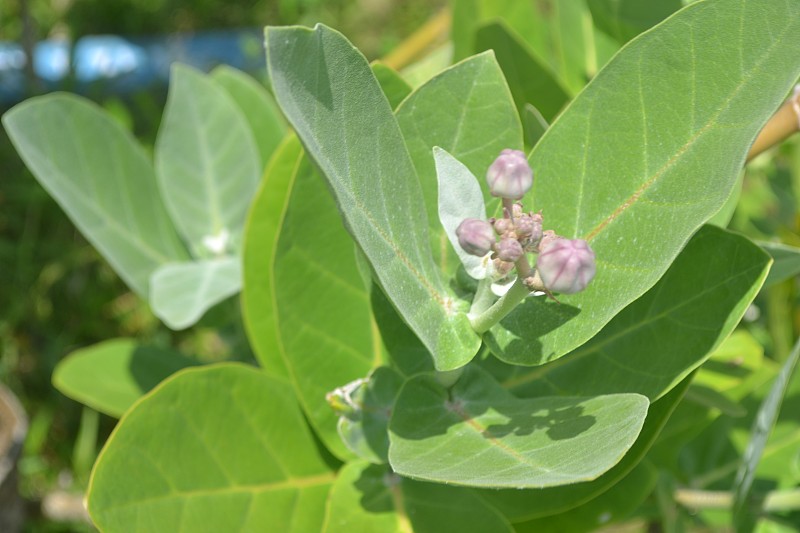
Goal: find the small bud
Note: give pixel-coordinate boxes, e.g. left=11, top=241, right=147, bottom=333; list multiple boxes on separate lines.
left=486, top=149, right=533, bottom=200
left=492, top=258, right=515, bottom=280
left=537, top=229, right=561, bottom=253
left=518, top=213, right=544, bottom=252
left=536, top=239, right=596, bottom=294
left=492, top=217, right=513, bottom=235
left=495, top=237, right=524, bottom=262
left=456, top=218, right=495, bottom=257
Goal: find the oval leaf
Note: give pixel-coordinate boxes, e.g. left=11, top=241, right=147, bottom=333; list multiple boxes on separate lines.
left=88, top=364, right=336, bottom=532
left=388, top=366, right=648, bottom=488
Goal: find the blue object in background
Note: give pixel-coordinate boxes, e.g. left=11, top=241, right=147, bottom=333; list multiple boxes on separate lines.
left=0, top=29, right=264, bottom=105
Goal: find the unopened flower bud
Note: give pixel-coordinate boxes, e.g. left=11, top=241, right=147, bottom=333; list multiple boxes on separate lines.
left=518, top=213, right=544, bottom=252
left=486, top=149, right=533, bottom=200
left=537, top=229, right=561, bottom=253
left=495, top=237, right=523, bottom=262
left=456, top=218, right=495, bottom=257
left=492, top=217, right=513, bottom=235
left=536, top=239, right=596, bottom=294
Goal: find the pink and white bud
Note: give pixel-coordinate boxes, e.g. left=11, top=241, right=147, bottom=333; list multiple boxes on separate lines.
left=492, top=217, right=513, bottom=235
left=495, top=237, right=523, bottom=262
left=536, top=238, right=596, bottom=294
left=486, top=149, right=533, bottom=200
left=456, top=218, right=495, bottom=257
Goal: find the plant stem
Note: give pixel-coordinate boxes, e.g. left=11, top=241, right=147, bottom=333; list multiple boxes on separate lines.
left=675, top=488, right=800, bottom=512
left=469, top=277, right=495, bottom=316
left=435, top=367, right=464, bottom=388
left=469, top=276, right=530, bottom=333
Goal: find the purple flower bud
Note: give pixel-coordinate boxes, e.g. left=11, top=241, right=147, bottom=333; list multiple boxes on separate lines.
left=536, top=239, right=596, bottom=294
left=486, top=149, right=533, bottom=200
left=456, top=218, right=495, bottom=257
left=495, top=237, right=523, bottom=262
left=537, top=229, right=561, bottom=253
left=492, top=217, right=513, bottom=235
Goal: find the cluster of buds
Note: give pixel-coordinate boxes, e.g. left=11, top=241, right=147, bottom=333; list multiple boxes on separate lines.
left=455, top=149, right=596, bottom=295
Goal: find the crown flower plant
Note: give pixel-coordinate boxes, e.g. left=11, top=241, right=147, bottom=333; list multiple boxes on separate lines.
left=3, top=0, right=800, bottom=530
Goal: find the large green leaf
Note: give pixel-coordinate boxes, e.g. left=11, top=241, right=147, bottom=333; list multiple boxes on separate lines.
left=388, top=365, right=648, bottom=488
left=155, top=64, right=261, bottom=256
left=241, top=135, right=301, bottom=378
left=495, top=225, right=770, bottom=399
left=396, top=52, right=522, bottom=272
left=487, top=0, right=800, bottom=366
left=149, top=257, right=242, bottom=330
left=2, top=93, right=188, bottom=297
left=322, top=460, right=513, bottom=533
left=210, top=65, right=287, bottom=172
left=474, top=375, right=690, bottom=522
left=52, top=338, right=198, bottom=418
left=88, top=364, right=336, bottom=532
left=370, top=61, right=412, bottom=111
left=265, top=24, right=480, bottom=371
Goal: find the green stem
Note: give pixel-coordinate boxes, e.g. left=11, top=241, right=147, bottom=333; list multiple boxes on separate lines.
left=469, top=277, right=496, bottom=316
left=469, top=277, right=531, bottom=333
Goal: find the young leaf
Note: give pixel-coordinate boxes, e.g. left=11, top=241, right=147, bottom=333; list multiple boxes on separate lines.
left=149, top=257, right=241, bottom=330
left=265, top=24, right=480, bottom=371
left=88, top=364, right=336, bottom=532
left=497, top=225, right=770, bottom=399
left=210, top=65, right=287, bottom=172
left=53, top=339, right=198, bottom=418
left=2, top=94, right=188, bottom=298
left=435, top=148, right=490, bottom=279
left=488, top=0, right=800, bottom=366
left=732, top=335, right=800, bottom=528
left=155, top=64, right=261, bottom=256
left=322, top=461, right=514, bottom=533
left=388, top=365, right=648, bottom=488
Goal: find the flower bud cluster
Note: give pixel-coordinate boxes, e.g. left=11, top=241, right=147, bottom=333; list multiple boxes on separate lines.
left=454, top=149, right=596, bottom=295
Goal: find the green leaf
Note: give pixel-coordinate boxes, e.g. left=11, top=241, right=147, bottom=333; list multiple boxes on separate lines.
left=732, top=336, right=800, bottom=528
left=474, top=374, right=690, bottom=522
left=512, top=460, right=658, bottom=532
left=496, top=225, right=770, bottom=399
left=395, top=51, right=522, bottom=273
left=388, top=365, right=648, bottom=488
left=488, top=0, right=800, bottom=366
left=759, top=241, right=800, bottom=288
left=322, top=460, right=514, bottom=533
left=523, top=103, right=549, bottom=149
left=2, top=93, right=188, bottom=298
left=210, top=65, right=287, bottom=172
left=265, top=24, right=480, bottom=371
left=587, top=0, right=683, bottom=44
left=435, top=147, right=490, bottom=279
left=270, top=147, right=378, bottom=459
left=88, top=364, right=336, bottom=532
left=155, top=64, right=261, bottom=256
left=334, top=367, right=404, bottom=464
left=370, top=61, right=412, bottom=111
left=52, top=338, right=198, bottom=418
left=474, top=21, right=571, bottom=123
left=149, top=257, right=241, bottom=330
left=241, top=135, right=302, bottom=378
